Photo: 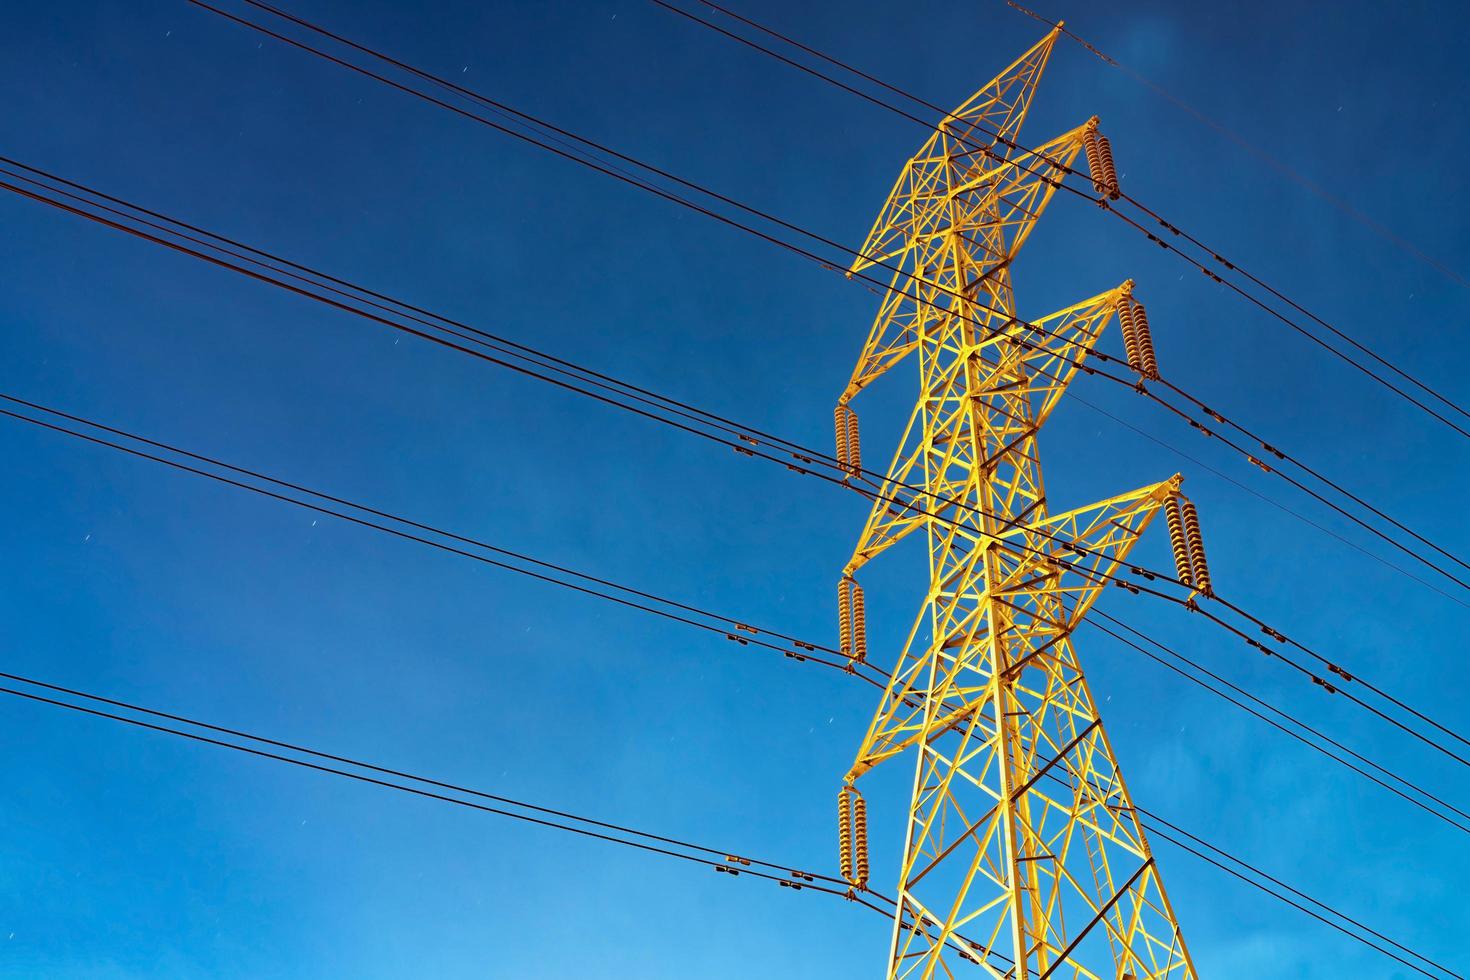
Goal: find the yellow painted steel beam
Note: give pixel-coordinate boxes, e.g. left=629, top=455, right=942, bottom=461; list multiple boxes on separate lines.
left=834, top=27, right=1197, bottom=980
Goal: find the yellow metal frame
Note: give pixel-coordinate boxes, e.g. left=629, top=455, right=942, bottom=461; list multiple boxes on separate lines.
left=838, top=28, right=1197, bottom=980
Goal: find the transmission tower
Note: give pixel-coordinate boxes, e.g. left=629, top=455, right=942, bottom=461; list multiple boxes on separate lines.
left=832, top=28, right=1203, bottom=979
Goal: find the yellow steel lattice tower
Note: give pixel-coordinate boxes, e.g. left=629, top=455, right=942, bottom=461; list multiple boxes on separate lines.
left=833, top=28, right=1199, bottom=980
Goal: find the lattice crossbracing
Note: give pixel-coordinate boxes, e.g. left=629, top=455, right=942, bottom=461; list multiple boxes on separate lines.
left=835, top=28, right=1198, bottom=980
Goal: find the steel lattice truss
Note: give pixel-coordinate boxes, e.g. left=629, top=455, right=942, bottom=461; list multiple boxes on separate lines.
left=836, top=28, right=1198, bottom=980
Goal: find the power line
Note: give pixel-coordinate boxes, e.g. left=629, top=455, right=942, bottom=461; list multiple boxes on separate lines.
left=1002, top=0, right=1470, bottom=294
left=0, top=392, right=883, bottom=687
left=3, top=4, right=1461, bottom=775
left=661, top=0, right=1470, bottom=438
left=5, top=298, right=1463, bottom=825
left=7, top=154, right=1469, bottom=778
left=1022, top=761, right=1466, bottom=977
left=634, top=1, right=1470, bottom=593
left=1062, top=390, right=1468, bottom=609
left=1142, top=821, right=1457, bottom=979
left=5, top=379, right=1465, bottom=974
left=0, top=678, right=863, bottom=900
left=0, top=667, right=842, bottom=882
left=1086, top=613, right=1470, bottom=837
left=173, top=0, right=1470, bottom=603
left=27, top=145, right=1433, bottom=615
left=0, top=666, right=1014, bottom=970
left=6, top=153, right=1456, bottom=614
left=14, top=367, right=1470, bottom=799
left=7, top=354, right=1462, bottom=971
left=8, top=6, right=1456, bottom=969
left=1, top=636, right=1452, bottom=975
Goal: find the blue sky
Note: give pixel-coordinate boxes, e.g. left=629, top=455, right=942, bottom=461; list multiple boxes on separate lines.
left=1, top=0, right=1467, bottom=976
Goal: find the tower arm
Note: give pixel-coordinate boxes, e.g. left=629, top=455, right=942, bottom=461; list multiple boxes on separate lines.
left=847, top=476, right=1181, bottom=783
left=839, top=141, right=1097, bottom=404
left=842, top=283, right=1137, bottom=580
left=996, top=476, right=1183, bottom=632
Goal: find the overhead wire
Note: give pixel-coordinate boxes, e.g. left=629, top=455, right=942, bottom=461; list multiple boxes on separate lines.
left=0, top=669, right=1013, bottom=968
left=639, top=0, right=1470, bottom=592
left=173, top=0, right=1470, bottom=604
left=1002, top=0, right=1470, bottom=295
left=3, top=382, right=1463, bottom=974
left=3, top=5, right=1456, bottom=970
left=8, top=346, right=1467, bottom=966
left=0, top=675, right=919, bottom=938
left=2, top=0, right=1458, bottom=863
left=1086, top=613, right=1470, bottom=837
left=665, top=0, right=1470, bottom=435
left=210, top=0, right=1470, bottom=576
left=0, top=391, right=883, bottom=688
left=1061, top=388, right=1467, bottom=609
left=0, top=667, right=843, bottom=883
left=6, top=151, right=1469, bottom=778
left=27, top=359, right=1438, bottom=792
left=4, top=332, right=1457, bottom=977
left=1141, top=820, right=1455, bottom=979
left=0, top=155, right=1440, bottom=610
left=12, top=361, right=1470, bottom=793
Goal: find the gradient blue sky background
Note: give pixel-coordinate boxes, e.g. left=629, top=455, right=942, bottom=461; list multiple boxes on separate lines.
left=2, top=1, right=1468, bottom=976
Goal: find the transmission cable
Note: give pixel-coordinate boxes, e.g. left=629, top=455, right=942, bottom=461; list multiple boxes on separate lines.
left=3, top=390, right=1458, bottom=971
left=0, top=392, right=884, bottom=688
left=659, top=0, right=1470, bottom=437
left=1142, top=821, right=1453, bottom=979
left=0, top=610, right=1450, bottom=973
left=6, top=158, right=1469, bottom=774
left=8, top=13, right=1458, bottom=963
left=1001, top=0, right=1470, bottom=295
left=6, top=152, right=1452, bottom=610
left=632, top=2, right=1470, bottom=588
left=12, top=378, right=1470, bottom=843
left=0, top=668, right=1013, bottom=970
left=175, top=0, right=1470, bottom=600
left=1086, top=614, right=1470, bottom=837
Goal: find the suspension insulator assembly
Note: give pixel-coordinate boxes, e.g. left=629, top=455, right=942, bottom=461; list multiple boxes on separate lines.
left=1096, top=134, right=1121, bottom=200
left=837, top=576, right=867, bottom=662
left=1130, top=299, right=1160, bottom=380
left=1181, top=500, right=1213, bottom=596
left=1165, top=497, right=1194, bottom=589
left=1083, top=122, right=1105, bottom=195
left=838, top=784, right=869, bottom=889
left=834, top=404, right=850, bottom=473
left=845, top=407, right=862, bottom=477
left=1117, top=297, right=1144, bottom=375
left=838, top=785, right=854, bottom=883
left=1083, top=123, right=1121, bottom=200
left=837, top=577, right=853, bottom=657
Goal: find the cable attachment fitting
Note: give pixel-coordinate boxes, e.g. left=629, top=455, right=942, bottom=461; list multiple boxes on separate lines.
left=1083, top=121, right=1121, bottom=200
left=838, top=783, right=869, bottom=890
